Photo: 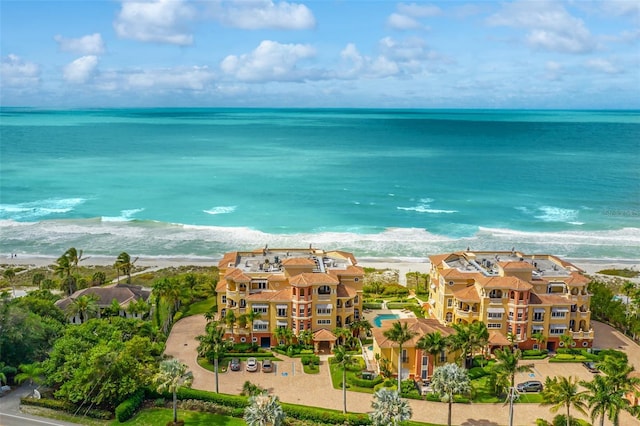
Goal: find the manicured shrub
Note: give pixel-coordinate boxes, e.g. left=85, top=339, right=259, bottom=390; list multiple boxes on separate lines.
left=468, top=366, right=491, bottom=380
left=350, top=374, right=383, bottom=388
left=301, top=355, right=320, bottom=366
left=175, top=388, right=249, bottom=408
left=115, top=388, right=145, bottom=422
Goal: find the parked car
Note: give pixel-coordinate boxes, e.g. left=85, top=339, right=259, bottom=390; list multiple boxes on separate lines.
left=246, top=357, right=258, bottom=372
left=229, top=358, right=241, bottom=371
left=262, top=359, right=273, bottom=373
left=516, top=380, right=543, bottom=393
left=583, top=361, right=599, bottom=373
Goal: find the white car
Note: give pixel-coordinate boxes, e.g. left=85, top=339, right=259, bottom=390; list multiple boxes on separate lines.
left=246, top=357, right=258, bottom=372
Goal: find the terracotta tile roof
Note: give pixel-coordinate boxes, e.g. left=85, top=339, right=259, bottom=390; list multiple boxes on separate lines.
left=313, top=328, right=337, bottom=341
left=218, top=252, right=238, bottom=269
left=453, top=285, right=480, bottom=302
left=565, top=272, right=590, bottom=286
left=224, top=268, right=251, bottom=282
left=530, top=293, right=570, bottom=305
left=328, top=265, right=364, bottom=278
left=372, top=318, right=454, bottom=349
left=488, top=330, right=511, bottom=346
left=326, top=250, right=357, bottom=264
left=267, top=274, right=287, bottom=282
left=289, top=273, right=339, bottom=287
left=440, top=268, right=477, bottom=280
left=429, top=254, right=451, bottom=266
left=247, top=288, right=292, bottom=302
left=499, top=261, right=534, bottom=270
left=216, top=279, right=228, bottom=292
left=336, top=283, right=357, bottom=298
left=282, top=257, right=316, bottom=266
left=479, top=276, right=533, bottom=291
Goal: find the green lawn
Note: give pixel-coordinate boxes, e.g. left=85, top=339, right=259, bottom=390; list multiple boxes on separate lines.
left=111, top=408, right=245, bottom=426
left=470, top=375, right=500, bottom=403
left=329, top=357, right=377, bottom=394
left=184, top=297, right=217, bottom=317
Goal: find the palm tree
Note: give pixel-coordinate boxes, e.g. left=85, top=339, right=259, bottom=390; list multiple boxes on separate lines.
left=382, top=321, right=417, bottom=393
left=64, top=247, right=87, bottom=274
left=15, top=362, right=44, bottom=397
left=114, top=251, right=137, bottom=284
left=246, top=310, right=262, bottom=345
left=416, top=331, right=448, bottom=379
left=297, top=329, right=314, bottom=348
left=431, top=363, right=471, bottom=426
left=468, top=321, right=489, bottom=362
left=580, top=374, right=632, bottom=426
left=541, top=376, right=588, bottom=426
left=196, top=321, right=229, bottom=393
left=492, top=347, right=533, bottom=426
left=333, top=326, right=351, bottom=346
left=448, top=323, right=472, bottom=368
left=32, top=272, right=45, bottom=289
left=559, top=333, right=575, bottom=350
left=243, top=394, right=285, bottom=426
left=65, top=294, right=100, bottom=323
left=333, top=344, right=357, bottom=414
left=369, top=388, right=412, bottom=426
left=225, top=310, right=237, bottom=337
left=154, top=359, right=193, bottom=425
left=531, top=331, right=548, bottom=351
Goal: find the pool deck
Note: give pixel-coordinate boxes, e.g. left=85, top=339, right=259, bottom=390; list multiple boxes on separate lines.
left=362, top=309, right=417, bottom=373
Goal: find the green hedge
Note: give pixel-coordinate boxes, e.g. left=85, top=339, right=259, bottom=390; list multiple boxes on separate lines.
left=115, top=388, right=145, bottom=422
left=350, top=375, right=384, bottom=388
left=363, top=302, right=382, bottom=310
left=301, top=355, right=320, bottom=366
left=549, top=354, right=588, bottom=362
left=20, top=397, right=112, bottom=420
left=281, top=402, right=372, bottom=425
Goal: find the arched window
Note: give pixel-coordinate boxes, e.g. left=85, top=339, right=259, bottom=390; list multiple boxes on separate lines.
left=445, top=312, right=453, bottom=322
left=318, top=285, right=331, bottom=295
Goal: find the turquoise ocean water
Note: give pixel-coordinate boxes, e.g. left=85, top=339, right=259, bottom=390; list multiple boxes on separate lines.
left=1, top=108, right=639, bottom=260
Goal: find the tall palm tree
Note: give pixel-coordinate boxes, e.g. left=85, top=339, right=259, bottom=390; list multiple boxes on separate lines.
left=580, top=374, right=631, bottom=426
left=31, top=272, right=45, bottom=290
left=383, top=321, right=417, bottom=393
left=492, top=347, right=533, bottom=426
left=64, top=247, right=87, bottom=275
left=297, top=329, right=313, bottom=348
left=15, top=362, right=44, bottom=397
left=559, top=333, right=575, bottom=350
left=196, top=321, right=229, bottom=393
left=369, top=388, right=412, bottom=426
left=114, top=252, right=137, bottom=284
left=416, top=331, right=448, bottom=378
left=154, top=359, right=193, bottom=425
left=448, top=323, right=472, bottom=368
left=333, top=345, right=357, bottom=414
left=225, top=310, right=237, bottom=337
left=243, top=394, right=285, bottom=426
left=468, top=321, right=489, bottom=362
left=431, top=363, right=471, bottom=426
left=333, top=326, right=351, bottom=347
left=541, top=376, right=588, bottom=426
left=246, top=310, right=262, bottom=345
left=531, top=331, right=547, bottom=351
left=65, top=294, right=99, bottom=323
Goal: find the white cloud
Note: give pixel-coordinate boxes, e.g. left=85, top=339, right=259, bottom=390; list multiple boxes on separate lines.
left=586, top=58, right=621, bottom=74
left=599, top=0, right=639, bottom=17
left=220, top=40, right=316, bottom=82
left=339, top=43, right=398, bottom=79
left=387, top=3, right=440, bottom=30
left=397, top=3, right=441, bottom=18
left=217, top=0, right=315, bottom=30
left=54, top=33, right=105, bottom=55
left=487, top=0, right=595, bottom=53
left=63, top=56, right=99, bottom=83
left=387, top=13, right=422, bottom=30
left=1, top=54, right=40, bottom=87
left=114, top=0, right=195, bottom=45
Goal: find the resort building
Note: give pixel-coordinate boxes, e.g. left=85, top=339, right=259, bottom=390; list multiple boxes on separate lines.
left=371, top=318, right=458, bottom=381
left=215, top=247, right=364, bottom=351
left=429, top=250, right=594, bottom=351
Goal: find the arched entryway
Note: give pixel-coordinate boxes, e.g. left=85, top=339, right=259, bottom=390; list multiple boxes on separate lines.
left=313, top=329, right=337, bottom=354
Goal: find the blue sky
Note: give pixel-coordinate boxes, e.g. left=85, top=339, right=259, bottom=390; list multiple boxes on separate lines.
left=1, top=0, right=638, bottom=108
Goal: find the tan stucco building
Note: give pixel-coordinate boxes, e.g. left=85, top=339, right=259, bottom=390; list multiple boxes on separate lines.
left=429, top=250, right=594, bottom=351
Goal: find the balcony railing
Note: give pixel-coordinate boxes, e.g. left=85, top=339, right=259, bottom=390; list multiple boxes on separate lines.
left=571, top=329, right=595, bottom=339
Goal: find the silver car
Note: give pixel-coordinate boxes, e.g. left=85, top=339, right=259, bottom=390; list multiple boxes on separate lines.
left=246, top=357, right=258, bottom=372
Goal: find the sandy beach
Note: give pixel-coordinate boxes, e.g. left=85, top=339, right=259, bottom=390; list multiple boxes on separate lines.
left=2, top=253, right=638, bottom=284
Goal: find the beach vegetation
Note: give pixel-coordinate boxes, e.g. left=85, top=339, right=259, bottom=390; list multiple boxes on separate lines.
left=540, top=376, right=588, bottom=426
left=430, top=363, right=471, bottom=426
left=154, top=358, right=193, bottom=426
left=597, top=268, right=639, bottom=278
left=244, top=393, right=285, bottom=426
left=369, top=388, right=412, bottom=426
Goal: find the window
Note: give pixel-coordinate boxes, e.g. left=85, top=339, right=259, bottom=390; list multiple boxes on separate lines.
left=253, top=306, right=268, bottom=314
left=354, top=295, right=359, bottom=304
left=448, top=281, right=454, bottom=286
left=299, top=322, right=304, bottom=330
left=551, top=310, right=567, bottom=318
left=252, top=337, right=258, bottom=342
left=508, top=311, right=514, bottom=320
left=240, top=337, right=246, bottom=342
left=533, top=312, right=544, bottom=322
left=253, top=321, right=268, bottom=331
left=447, top=298, right=453, bottom=307
left=316, top=307, right=332, bottom=315
left=549, top=328, right=566, bottom=335
left=307, top=306, right=312, bottom=315
left=489, top=289, right=502, bottom=298
left=277, top=307, right=287, bottom=317
left=487, top=312, right=503, bottom=319
left=318, top=285, right=331, bottom=295
left=354, top=277, right=359, bottom=282
left=439, top=350, right=446, bottom=363
left=445, top=312, right=453, bottom=322
left=221, top=295, right=227, bottom=304
left=517, top=311, right=523, bottom=320
left=299, top=306, right=305, bottom=315
left=317, top=319, right=331, bottom=325
left=582, top=341, right=588, bottom=347
left=487, top=323, right=502, bottom=329
left=402, top=349, right=408, bottom=364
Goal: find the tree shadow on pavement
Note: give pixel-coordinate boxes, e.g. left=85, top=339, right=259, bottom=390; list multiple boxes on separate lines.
left=460, top=419, right=500, bottom=426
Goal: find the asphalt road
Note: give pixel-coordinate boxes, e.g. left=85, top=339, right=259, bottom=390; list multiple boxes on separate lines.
left=0, top=385, right=83, bottom=426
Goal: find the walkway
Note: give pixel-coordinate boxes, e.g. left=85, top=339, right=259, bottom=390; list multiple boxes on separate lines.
left=165, top=316, right=640, bottom=426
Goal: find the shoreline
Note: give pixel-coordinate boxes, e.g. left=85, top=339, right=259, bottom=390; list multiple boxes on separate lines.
left=2, top=253, right=638, bottom=280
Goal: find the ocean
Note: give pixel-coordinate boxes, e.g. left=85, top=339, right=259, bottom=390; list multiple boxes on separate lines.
left=1, top=108, right=639, bottom=261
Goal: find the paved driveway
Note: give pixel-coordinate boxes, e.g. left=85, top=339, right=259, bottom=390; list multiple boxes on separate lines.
left=165, top=316, right=640, bottom=426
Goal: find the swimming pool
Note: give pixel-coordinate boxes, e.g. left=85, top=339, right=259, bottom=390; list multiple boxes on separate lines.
left=373, top=313, right=400, bottom=327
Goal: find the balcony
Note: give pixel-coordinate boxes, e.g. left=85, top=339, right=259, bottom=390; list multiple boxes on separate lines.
left=455, top=309, right=478, bottom=318
left=489, top=298, right=503, bottom=305
left=571, top=329, right=594, bottom=340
